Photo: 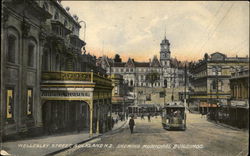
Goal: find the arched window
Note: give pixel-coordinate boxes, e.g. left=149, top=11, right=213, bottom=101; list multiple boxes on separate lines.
left=28, top=43, right=35, bottom=67
left=164, top=79, right=167, bottom=87
left=130, top=80, right=133, bottom=86
left=42, top=50, right=49, bottom=71
left=7, top=35, right=16, bottom=63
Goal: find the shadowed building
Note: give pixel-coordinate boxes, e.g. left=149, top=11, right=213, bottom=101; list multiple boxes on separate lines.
left=1, top=0, right=112, bottom=140
left=227, top=69, right=249, bottom=128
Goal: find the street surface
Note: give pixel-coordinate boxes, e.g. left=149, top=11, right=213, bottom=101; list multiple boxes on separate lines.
left=59, top=112, right=248, bottom=156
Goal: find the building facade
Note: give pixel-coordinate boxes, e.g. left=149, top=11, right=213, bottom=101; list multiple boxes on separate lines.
left=97, top=37, right=185, bottom=89
left=1, top=0, right=112, bottom=140
left=189, top=52, right=249, bottom=113
left=227, top=69, right=249, bottom=128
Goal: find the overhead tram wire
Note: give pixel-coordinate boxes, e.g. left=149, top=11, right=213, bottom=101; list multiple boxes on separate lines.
left=228, top=39, right=248, bottom=53
left=198, top=3, right=234, bottom=53
left=190, top=2, right=225, bottom=53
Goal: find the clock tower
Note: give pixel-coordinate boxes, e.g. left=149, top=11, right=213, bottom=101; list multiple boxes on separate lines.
left=160, top=36, right=171, bottom=67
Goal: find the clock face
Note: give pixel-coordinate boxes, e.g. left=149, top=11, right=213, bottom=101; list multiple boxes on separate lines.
left=164, top=45, right=168, bottom=49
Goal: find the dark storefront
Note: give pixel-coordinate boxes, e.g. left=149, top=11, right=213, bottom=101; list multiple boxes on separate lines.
left=42, top=101, right=89, bottom=134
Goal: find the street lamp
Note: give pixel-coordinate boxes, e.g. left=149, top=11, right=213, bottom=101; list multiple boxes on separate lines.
left=171, top=69, right=176, bottom=102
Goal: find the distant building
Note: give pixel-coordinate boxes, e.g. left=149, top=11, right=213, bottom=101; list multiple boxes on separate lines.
left=97, top=36, right=186, bottom=89
left=109, top=74, right=131, bottom=117
left=189, top=52, right=249, bottom=113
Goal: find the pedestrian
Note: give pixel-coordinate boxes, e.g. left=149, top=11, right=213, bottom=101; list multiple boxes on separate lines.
left=147, top=114, right=151, bottom=122
left=201, top=110, right=206, bottom=118
left=141, top=114, right=144, bottom=120
left=112, top=117, right=115, bottom=128
left=129, top=116, right=135, bottom=134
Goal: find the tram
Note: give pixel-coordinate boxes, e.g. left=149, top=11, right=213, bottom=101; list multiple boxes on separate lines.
left=161, top=102, right=186, bottom=130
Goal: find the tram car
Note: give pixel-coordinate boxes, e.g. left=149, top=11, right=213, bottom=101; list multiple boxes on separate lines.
left=161, top=102, right=186, bottom=130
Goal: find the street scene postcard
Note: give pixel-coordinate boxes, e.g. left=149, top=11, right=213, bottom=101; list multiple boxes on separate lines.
left=0, top=0, right=249, bottom=156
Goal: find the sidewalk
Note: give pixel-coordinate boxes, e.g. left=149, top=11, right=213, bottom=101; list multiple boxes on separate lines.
left=1, top=120, right=127, bottom=156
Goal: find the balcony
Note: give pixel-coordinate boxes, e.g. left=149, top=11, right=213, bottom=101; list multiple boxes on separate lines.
left=41, top=71, right=112, bottom=87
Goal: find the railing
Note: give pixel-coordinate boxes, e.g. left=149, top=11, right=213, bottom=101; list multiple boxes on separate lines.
left=42, top=71, right=92, bottom=81
left=42, top=71, right=112, bottom=86
left=93, top=73, right=112, bottom=86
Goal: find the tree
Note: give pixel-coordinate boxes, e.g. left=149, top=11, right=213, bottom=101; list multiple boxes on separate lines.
left=114, top=54, right=122, bottom=62
left=145, top=71, right=160, bottom=87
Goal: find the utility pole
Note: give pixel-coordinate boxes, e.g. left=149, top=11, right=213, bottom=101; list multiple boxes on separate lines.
left=184, top=64, right=187, bottom=108
left=171, top=69, right=176, bottom=102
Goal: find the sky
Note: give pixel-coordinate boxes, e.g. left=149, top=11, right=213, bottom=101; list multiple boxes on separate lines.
left=61, top=1, right=249, bottom=62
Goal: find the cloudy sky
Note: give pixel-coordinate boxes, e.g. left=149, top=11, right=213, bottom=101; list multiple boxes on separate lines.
left=62, top=1, right=249, bottom=62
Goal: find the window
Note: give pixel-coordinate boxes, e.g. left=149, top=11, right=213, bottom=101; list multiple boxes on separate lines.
left=54, top=12, right=59, bottom=20
left=7, top=35, right=16, bottom=63
left=160, top=92, right=165, bottom=98
left=141, top=75, right=144, bottom=80
left=28, top=44, right=35, bottom=67
left=130, top=68, right=133, bottom=72
left=114, top=86, right=118, bottom=94
left=42, top=50, right=49, bottom=71
left=64, top=20, right=68, bottom=27
left=217, top=67, right=222, bottom=75
left=212, top=66, right=222, bottom=75
left=146, top=94, right=151, bottom=101
left=164, top=80, right=167, bottom=87
left=6, top=89, right=14, bottom=120
left=27, top=89, right=33, bottom=116
left=130, top=80, right=133, bottom=86
left=218, top=81, right=222, bottom=91
left=121, top=68, right=123, bottom=72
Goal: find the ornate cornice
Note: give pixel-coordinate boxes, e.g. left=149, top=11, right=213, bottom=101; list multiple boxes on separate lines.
left=2, top=7, right=10, bottom=24
left=21, top=17, right=31, bottom=38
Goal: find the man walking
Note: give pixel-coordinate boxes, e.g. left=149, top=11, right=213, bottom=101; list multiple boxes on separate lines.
left=147, top=113, right=151, bottom=122
left=129, top=116, right=135, bottom=134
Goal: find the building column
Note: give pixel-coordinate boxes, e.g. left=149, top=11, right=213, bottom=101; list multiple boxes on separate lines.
left=89, top=100, right=93, bottom=137
left=96, top=99, right=100, bottom=135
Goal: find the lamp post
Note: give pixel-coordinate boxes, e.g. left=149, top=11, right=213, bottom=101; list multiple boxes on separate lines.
left=184, top=64, right=187, bottom=108
left=171, top=69, right=176, bottom=102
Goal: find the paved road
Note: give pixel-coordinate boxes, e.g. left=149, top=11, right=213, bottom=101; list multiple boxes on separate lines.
left=59, top=113, right=248, bottom=156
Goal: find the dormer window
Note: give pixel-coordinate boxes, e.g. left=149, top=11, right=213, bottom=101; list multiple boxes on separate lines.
left=54, top=12, right=59, bottom=20
left=64, top=20, right=68, bottom=27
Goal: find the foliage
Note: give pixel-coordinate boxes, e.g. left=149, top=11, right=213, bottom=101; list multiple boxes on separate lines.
left=145, top=71, right=160, bottom=85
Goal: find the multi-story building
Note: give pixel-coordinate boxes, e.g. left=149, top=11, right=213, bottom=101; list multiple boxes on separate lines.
left=97, top=36, right=185, bottom=89
left=227, top=69, right=249, bottom=128
left=1, top=0, right=53, bottom=139
left=1, top=0, right=112, bottom=140
left=189, top=52, right=249, bottom=113
left=109, top=74, right=132, bottom=117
